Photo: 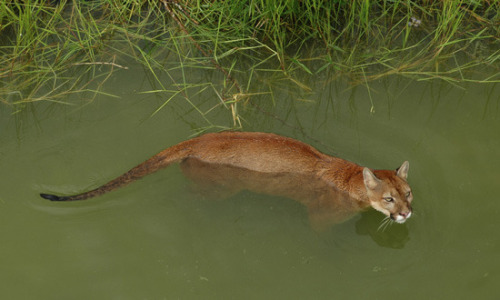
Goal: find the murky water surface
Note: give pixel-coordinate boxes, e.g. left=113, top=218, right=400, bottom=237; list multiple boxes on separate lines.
left=0, top=59, right=498, bottom=299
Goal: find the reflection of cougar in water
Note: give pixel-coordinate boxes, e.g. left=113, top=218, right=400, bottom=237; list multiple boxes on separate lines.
left=41, top=132, right=413, bottom=226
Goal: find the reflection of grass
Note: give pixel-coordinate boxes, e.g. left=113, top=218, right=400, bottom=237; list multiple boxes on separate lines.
left=0, top=1, right=498, bottom=124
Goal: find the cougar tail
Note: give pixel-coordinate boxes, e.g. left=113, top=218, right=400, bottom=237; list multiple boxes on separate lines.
left=40, top=141, right=193, bottom=201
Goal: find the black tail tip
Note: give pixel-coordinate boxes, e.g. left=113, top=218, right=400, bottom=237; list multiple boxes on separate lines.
left=40, top=193, right=69, bottom=201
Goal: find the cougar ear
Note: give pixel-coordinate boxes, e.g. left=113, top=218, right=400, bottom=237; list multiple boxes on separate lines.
left=363, top=168, right=381, bottom=190
left=396, top=161, right=410, bottom=180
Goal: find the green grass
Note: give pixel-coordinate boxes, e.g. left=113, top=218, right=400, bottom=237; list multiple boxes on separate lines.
left=0, top=0, right=498, bottom=123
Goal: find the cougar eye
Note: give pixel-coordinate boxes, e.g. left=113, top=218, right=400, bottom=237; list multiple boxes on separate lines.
left=384, top=197, right=394, bottom=203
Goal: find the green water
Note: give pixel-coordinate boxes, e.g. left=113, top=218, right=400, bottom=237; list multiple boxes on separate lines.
left=0, top=61, right=499, bottom=299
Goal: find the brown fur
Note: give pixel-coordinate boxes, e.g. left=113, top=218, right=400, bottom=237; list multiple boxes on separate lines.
left=41, top=132, right=413, bottom=225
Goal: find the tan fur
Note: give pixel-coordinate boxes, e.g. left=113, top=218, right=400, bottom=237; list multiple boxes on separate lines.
left=41, top=132, right=413, bottom=225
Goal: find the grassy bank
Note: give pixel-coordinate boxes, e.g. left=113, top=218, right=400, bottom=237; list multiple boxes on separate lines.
left=0, top=0, right=498, bottom=121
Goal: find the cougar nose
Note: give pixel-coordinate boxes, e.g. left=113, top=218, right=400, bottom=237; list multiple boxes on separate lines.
left=399, top=211, right=412, bottom=219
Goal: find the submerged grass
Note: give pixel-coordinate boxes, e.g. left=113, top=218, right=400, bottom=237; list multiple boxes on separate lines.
left=0, top=0, right=498, bottom=124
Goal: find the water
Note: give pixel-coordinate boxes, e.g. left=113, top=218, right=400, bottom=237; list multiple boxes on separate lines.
left=0, top=60, right=498, bottom=299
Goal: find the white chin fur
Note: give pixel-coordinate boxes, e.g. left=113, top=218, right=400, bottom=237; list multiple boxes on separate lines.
left=395, top=217, right=406, bottom=224
left=395, top=211, right=411, bottom=224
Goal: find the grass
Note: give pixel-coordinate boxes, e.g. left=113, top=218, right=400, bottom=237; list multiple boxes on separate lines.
left=0, top=0, right=498, bottom=124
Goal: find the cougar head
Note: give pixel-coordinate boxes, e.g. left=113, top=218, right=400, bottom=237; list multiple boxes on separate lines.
left=363, top=161, right=413, bottom=224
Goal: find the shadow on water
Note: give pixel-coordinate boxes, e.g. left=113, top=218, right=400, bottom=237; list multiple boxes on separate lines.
left=355, top=210, right=409, bottom=249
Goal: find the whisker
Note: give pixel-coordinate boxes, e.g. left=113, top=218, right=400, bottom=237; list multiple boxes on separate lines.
left=377, top=220, right=386, bottom=232
left=377, top=216, right=392, bottom=232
